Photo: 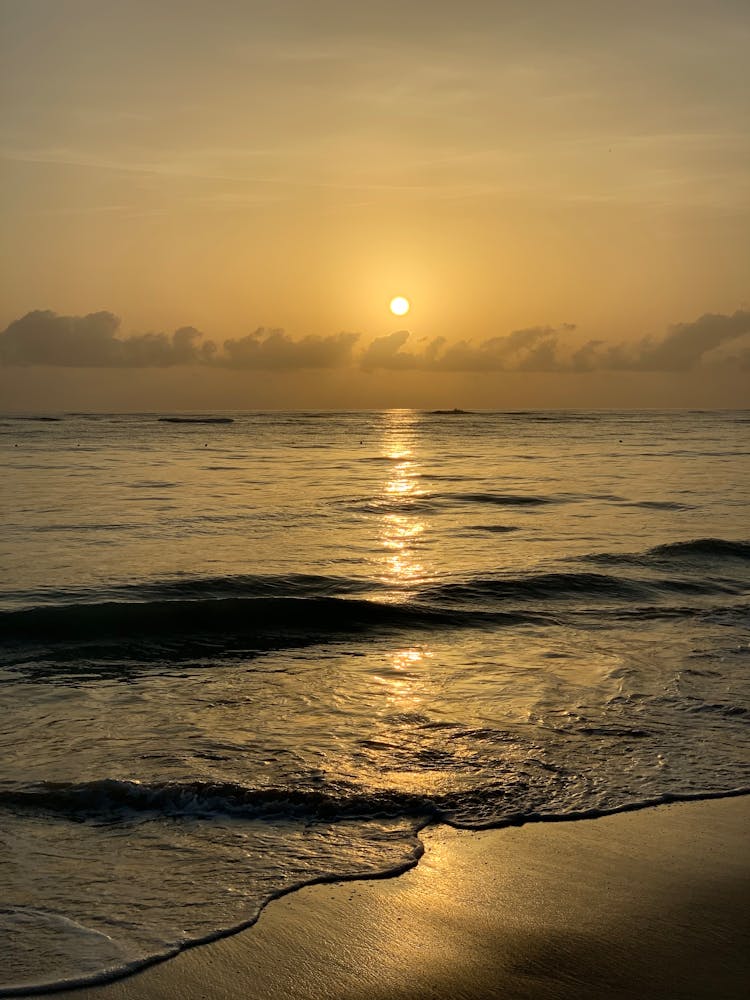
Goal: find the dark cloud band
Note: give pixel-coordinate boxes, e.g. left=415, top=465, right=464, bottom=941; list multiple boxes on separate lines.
left=1, top=309, right=747, bottom=372
left=0, top=312, right=359, bottom=370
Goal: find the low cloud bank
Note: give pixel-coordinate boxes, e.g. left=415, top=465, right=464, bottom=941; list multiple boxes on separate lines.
left=0, top=311, right=359, bottom=370
left=361, top=325, right=578, bottom=371
left=221, top=329, right=359, bottom=369
left=1, top=308, right=748, bottom=372
left=574, top=311, right=750, bottom=372
left=361, top=312, right=750, bottom=372
left=0, top=311, right=215, bottom=368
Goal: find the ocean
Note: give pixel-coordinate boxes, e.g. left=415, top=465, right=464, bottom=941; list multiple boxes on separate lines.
left=1, top=409, right=748, bottom=994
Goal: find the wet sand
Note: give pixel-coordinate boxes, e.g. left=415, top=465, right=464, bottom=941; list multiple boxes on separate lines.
left=35, top=796, right=749, bottom=1000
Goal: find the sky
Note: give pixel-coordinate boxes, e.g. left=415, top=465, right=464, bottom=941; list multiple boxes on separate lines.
left=0, top=0, right=748, bottom=409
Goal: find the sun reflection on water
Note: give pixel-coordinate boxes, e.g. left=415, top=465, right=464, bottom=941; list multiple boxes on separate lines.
left=378, top=412, right=428, bottom=588
left=372, top=647, right=433, bottom=713
left=364, top=413, right=443, bottom=796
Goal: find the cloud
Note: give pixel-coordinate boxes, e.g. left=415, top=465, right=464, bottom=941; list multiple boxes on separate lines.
left=0, top=310, right=216, bottom=367
left=2, top=308, right=748, bottom=373
left=359, top=330, right=420, bottom=370
left=572, top=310, right=750, bottom=372
left=220, top=329, right=359, bottom=369
left=360, top=325, right=575, bottom=371
left=0, top=311, right=357, bottom=370
left=360, top=312, right=750, bottom=373
left=635, top=310, right=750, bottom=370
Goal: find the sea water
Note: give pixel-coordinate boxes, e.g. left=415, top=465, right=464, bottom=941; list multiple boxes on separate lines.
left=1, top=410, right=748, bottom=993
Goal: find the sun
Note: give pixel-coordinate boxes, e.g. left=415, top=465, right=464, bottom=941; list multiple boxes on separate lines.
left=389, top=296, right=410, bottom=317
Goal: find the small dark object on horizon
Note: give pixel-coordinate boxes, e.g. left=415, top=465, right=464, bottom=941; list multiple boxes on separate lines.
left=158, top=417, right=234, bottom=424
left=11, top=415, right=63, bottom=422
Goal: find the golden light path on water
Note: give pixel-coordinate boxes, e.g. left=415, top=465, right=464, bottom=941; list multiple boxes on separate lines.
left=366, top=412, right=551, bottom=800
left=371, top=411, right=437, bottom=775
left=379, top=409, right=426, bottom=588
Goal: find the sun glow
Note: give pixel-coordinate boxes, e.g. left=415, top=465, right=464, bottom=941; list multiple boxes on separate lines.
left=389, top=296, right=410, bottom=317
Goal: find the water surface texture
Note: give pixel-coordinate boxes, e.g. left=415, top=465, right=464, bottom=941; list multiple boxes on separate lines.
left=1, top=410, right=749, bottom=993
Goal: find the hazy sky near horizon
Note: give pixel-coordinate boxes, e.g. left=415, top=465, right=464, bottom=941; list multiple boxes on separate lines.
left=1, top=0, right=748, bottom=408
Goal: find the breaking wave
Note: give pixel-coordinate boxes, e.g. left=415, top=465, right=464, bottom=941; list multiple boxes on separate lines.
left=3, top=776, right=748, bottom=829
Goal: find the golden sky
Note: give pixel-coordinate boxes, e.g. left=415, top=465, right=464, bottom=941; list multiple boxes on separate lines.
left=0, top=0, right=748, bottom=408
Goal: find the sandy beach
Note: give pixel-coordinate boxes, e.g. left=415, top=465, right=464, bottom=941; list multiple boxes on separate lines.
left=33, top=795, right=749, bottom=1000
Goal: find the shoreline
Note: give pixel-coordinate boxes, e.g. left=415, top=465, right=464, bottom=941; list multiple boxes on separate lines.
left=19, top=793, right=750, bottom=999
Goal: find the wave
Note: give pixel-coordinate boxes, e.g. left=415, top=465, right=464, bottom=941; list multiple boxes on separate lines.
left=461, top=524, right=521, bottom=534
left=333, top=496, right=437, bottom=515
left=339, top=491, right=559, bottom=514
left=5, top=415, right=63, bottom=422
left=2, top=779, right=747, bottom=999
left=4, top=565, right=732, bottom=634
left=2, top=550, right=744, bottom=665
left=649, top=538, right=750, bottom=560
left=4, top=776, right=748, bottom=828
left=14, top=522, right=133, bottom=534
left=132, top=572, right=376, bottom=600
left=423, top=571, right=644, bottom=604
left=2, top=780, right=747, bottom=1000
left=436, top=491, right=555, bottom=506
left=0, top=594, right=540, bottom=666
left=0, top=595, right=463, bottom=639
left=1, top=769, right=743, bottom=1000
left=624, top=500, right=697, bottom=511
left=4, top=573, right=379, bottom=609
left=585, top=537, right=750, bottom=568
left=419, top=569, right=739, bottom=606
left=0, top=778, right=441, bottom=823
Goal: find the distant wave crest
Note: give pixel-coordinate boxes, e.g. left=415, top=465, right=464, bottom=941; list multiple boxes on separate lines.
left=338, top=491, right=558, bottom=514
left=2, top=542, right=747, bottom=666
left=649, top=538, right=750, bottom=559
left=586, top=537, right=750, bottom=567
